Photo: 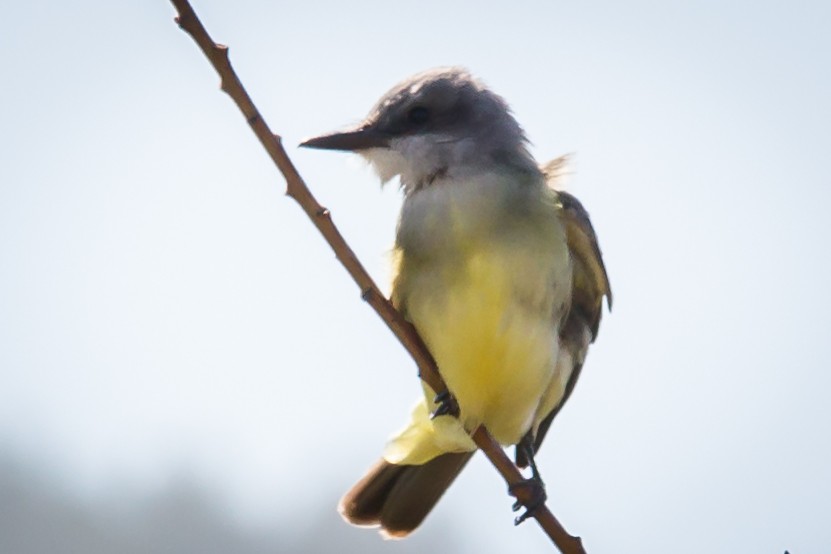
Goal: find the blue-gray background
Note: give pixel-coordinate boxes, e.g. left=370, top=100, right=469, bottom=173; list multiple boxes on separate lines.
left=1, top=1, right=829, bottom=552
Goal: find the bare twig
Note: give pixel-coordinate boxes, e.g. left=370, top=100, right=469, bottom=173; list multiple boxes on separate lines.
left=168, top=2, right=586, bottom=552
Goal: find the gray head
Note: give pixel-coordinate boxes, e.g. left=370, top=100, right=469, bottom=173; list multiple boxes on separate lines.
left=301, top=68, right=537, bottom=191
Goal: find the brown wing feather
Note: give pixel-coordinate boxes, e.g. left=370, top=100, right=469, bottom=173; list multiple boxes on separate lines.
left=516, top=183, right=612, bottom=467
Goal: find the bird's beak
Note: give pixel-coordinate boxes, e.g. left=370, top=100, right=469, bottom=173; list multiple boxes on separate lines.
left=299, top=124, right=390, bottom=151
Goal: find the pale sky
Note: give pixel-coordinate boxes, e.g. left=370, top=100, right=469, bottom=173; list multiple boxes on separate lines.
left=1, top=1, right=830, bottom=553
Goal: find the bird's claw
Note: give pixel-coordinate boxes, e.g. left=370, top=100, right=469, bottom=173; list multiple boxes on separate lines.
left=431, top=390, right=460, bottom=419
left=509, top=478, right=547, bottom=525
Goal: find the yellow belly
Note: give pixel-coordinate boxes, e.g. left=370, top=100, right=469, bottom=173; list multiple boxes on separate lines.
left=408, top=249, right=557, bottom=444
left=382, top=238, right=569, bottom=466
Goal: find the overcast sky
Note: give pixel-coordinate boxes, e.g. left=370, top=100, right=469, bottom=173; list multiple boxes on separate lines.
left=1, top=1, right=830, bottom=553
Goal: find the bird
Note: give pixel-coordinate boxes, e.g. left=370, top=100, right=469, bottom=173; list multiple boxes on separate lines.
left=301, top=67, right=611, bottom=538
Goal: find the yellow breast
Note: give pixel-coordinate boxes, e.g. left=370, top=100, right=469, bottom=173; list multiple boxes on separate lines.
left=383, top=173, right=571, bottom=465
left=418, top=251, right=562, bottom=443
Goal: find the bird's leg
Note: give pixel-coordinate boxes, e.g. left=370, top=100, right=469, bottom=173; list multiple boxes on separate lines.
left=431, top=390, right=460, bottom=419
left=509, top=435, right=547, bottom=525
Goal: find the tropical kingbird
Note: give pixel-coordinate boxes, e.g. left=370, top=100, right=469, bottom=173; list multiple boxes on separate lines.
left=301, top=67, right=611, bottom=537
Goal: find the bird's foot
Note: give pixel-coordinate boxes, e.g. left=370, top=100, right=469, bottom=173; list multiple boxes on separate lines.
left=509, top=476, right=547, bottom=525
left=430, top=390, right=460, bottom=419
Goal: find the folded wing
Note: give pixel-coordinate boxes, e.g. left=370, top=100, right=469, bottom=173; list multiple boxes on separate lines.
left=517, top=159, right=612, bottom=467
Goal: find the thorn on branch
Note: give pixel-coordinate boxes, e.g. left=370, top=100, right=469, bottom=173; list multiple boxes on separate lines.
left=172, top=5, right=197, bottom=35
left=316, top=207, right=330, bottom=218
left=361, top=287, right=373, bottom=301
left=217, top=45, right=230, bottom=64
left=173, top=13, right=190, bottom=30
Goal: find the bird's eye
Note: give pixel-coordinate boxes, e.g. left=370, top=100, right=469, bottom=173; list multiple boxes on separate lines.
left=407, top=106, right=430, bottom=125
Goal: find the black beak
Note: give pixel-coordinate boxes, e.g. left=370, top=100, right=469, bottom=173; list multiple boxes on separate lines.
left=299, top=124, right=390, bottom=151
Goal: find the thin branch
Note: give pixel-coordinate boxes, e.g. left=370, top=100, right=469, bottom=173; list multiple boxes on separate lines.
left=168, top=2, right=586, bottom=552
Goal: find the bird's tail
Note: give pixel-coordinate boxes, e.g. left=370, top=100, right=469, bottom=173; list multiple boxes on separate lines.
left=339, top=452, right=474, bottom=538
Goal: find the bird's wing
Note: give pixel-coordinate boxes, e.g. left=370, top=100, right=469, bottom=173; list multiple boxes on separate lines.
left=516, top=166, right=612, bottom=467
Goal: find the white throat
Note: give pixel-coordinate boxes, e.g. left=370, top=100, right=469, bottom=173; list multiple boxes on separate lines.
left=361, top=134, right=485, bottom=193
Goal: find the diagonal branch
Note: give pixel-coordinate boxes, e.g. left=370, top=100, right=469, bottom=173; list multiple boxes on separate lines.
left=168, top=2, right=586, bottom=552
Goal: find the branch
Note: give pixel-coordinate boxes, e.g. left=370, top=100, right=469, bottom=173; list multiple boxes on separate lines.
left=169, top=2, right=586, bottom=552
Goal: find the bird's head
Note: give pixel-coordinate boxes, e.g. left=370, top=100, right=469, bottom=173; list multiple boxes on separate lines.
left=301, top=67, right=534, bottom=191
